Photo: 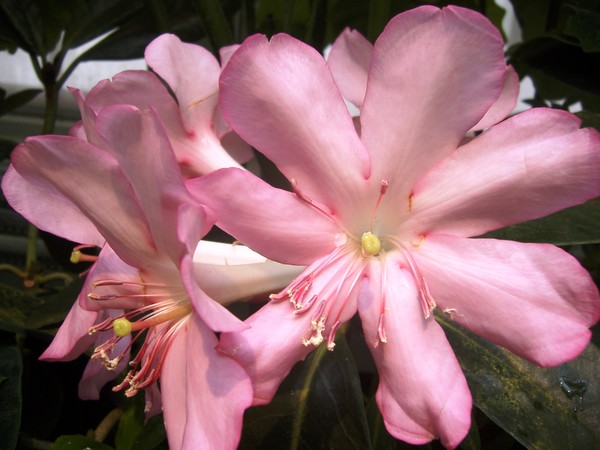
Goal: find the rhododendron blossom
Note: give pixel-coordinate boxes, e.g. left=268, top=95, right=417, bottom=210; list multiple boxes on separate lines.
left=70, top=33, right=252, bottom=178
left=2, top=104, right=299, bottom=449
left=189, top=6, right=600, bottom=448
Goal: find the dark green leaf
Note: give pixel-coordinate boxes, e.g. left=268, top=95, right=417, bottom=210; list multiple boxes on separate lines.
left=483, top=198, right=600, bottom=245
left=576, top=110, right=600, bottom=131
left=53, top=435, right=115, bottom=450
left=0, top=88, right=42, bottom=117
left=439, top=313, right=600, bottom=449
left=368, top=0, right=391, bottom=43
left=0, top=0, right=45, bottom=54
left=191, top=0, right=234, bottom=53
left=509, top=0, right=554, bottom=42
left=509, top=37, right=600, bottom=113
left=564, top=7, right=600, bottom=53
left=0, top=345, right=22, bottom=450
left=0, top=278, right=83, bottom=332
left=240, top=335, right=371, bottom=450
left=115, top=399, right=166, bottom=450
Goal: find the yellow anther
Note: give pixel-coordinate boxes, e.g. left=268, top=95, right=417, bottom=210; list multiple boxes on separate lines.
left=361, top=231, right=381, bottom=257
left=113, top=318, right=133, bottom=337
left=70, top=250, right=81, bottom=264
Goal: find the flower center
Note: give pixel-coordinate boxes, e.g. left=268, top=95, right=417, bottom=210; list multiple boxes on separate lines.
left=361, top=231, right=381, bottom=256
left=87, top=277, right=191, bottom=397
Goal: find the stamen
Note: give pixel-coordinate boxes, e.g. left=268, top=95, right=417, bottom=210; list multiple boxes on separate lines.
left=291, top=178, right=353, bottom=236
left=127, top=303, right=192, bottom=331
left=302, top=300, right=327, bottom=347
left=377, top=313, right=388, bottom=344
left=92, top=279, right=177, bottom=289
left=369, top=179, right=389, bottom=230
left=383, top=236, right=436, bottom=319
left=326, top=321, right=342, bottom=350
left=70, top=245, right=98, bottom=264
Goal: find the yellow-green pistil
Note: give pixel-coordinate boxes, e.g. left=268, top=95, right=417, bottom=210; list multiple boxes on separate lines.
left=361, top=231, right=381, bottom=256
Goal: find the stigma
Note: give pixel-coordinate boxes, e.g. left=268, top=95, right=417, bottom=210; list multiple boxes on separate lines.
left=361, top=231, right=381, bottom=257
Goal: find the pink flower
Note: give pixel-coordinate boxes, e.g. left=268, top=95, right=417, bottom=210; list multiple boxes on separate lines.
left=189, top=5, right=600, bottom=448
left=2, top=104, right=298, bottom=449
left=327, top=24, right=521, bottom=133
left=70, top=33, right=252, bottom=178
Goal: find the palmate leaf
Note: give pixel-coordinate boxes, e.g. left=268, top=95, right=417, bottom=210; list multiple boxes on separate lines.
left=239, top=334, right=371, bottom=450
left=439, top=313, right=600, bottom=449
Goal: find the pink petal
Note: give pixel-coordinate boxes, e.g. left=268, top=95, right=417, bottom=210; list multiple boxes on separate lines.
left=145, top=34, right=221, bottom=132
left=6, top=137, right=156, bottom=267
left=179, top=253, right=247, bottom=333
left=2, top=165, right=103, bottom=247
left=187, top=168, right=340, bottom=265
left=160, top=315, right=252, bottom=449
left=219, top=33, right=370, bottom=217
left=95, top=105, right=214, bottom=262
left=358, top=256, right=472, bottom=448
left=470, top=65, right=520, bottom=131
left=80, top=71, right=184, bottom=142
left=413, top=235, right=600, bottom=366
left=219, top=44, right=240, bottom=68
left=327, top=27, right=373, bottom=108
left=78, top=71, right=243, bottom=176
left=40, top=290, right=98, bottom=361
left=360, top=6, right=506, bottom=200
left=407, top=108, right=600, bottom=237
left=218, top=299, right=315, bottom=405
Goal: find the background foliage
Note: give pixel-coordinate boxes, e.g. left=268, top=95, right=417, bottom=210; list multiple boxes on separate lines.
left=0, top=1, right=599, bottom=449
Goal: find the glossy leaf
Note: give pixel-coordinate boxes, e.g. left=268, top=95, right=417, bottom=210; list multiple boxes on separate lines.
left=0, top=345, right=22, bottom=450
left=439, top=313, right=600, bottom=449
left=239, top=335, right=371, bottom=450
left=483, top=198, right=600, bottom=245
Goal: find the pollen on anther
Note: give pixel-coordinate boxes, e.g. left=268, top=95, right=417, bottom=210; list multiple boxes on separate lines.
left=113, top=317, right=133, bottom=337
left=361, top=231, right=381, bottom=257
left=70, top=250, right=81, bottom=264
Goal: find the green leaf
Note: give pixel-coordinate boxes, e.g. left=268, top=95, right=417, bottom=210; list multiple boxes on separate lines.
left=0, top=345, right=22, bottom=450
left=564, top=6, right=600, bottom=53
left=240, top=335, right=371, bottom=450
left=115, top=399, right=166, bottom=450
left=191, top=0, right=234, bottom=53
left=0, top=88, right=42, bottom=117
left=509, top=37, right=600, bottom=113
left=0, top=0, right=45, bottom=54
left=0, top=278, right=83, bottom=332
left=439, top=313, right=600, bottom=449
left=53, top=435, right=115, bottom=450
left=483, top=198, right=600, bottom=245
